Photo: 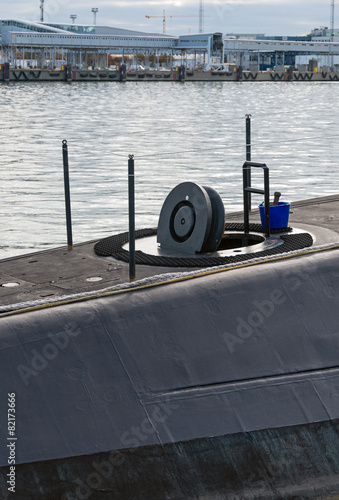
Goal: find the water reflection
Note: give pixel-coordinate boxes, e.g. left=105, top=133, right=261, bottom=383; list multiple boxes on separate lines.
left=1, top=81, right=338, bottom=257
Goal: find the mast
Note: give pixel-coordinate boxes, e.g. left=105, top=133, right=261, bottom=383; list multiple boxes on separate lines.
left=199, top=0, right=204, bottom=34
left=330, top=0, right=335, bottom=69
left=40, top=0, right=44, bottom=22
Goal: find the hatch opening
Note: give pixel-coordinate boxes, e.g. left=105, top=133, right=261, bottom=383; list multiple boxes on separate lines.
left=218, top=232, right=265, bottom=251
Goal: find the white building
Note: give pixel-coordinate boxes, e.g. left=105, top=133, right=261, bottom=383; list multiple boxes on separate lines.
left=0, top=19, right=223, bottom=69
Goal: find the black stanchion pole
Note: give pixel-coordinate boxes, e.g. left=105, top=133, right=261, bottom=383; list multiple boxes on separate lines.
left=245, top=114, right=252, bottom=210
left=62, top=140, right=73, bottom=250
left=128, top=154, right=135, bottom=282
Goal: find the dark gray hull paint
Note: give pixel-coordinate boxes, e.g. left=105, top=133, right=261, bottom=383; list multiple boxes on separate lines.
left=0, top=245, right=339, bottom=497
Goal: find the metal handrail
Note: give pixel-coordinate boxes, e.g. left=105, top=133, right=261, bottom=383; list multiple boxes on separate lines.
left=243, top=161, right=270, bottom=237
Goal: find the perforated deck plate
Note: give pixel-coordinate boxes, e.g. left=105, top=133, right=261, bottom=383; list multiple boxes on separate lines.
left=94, top=224, right=312, bottom=268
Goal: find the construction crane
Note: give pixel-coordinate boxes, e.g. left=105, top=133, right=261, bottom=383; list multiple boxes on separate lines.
left=145, top=9, right=206, bottom=34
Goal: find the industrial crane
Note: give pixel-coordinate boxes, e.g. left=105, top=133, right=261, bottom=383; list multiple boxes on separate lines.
left=145, top=9, right=207, bottom=34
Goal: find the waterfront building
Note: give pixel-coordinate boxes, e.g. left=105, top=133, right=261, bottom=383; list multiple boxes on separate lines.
left=224, top=30, right=339, bottom=70
left=2, top=18, right=339, bottom=72
left=0, top=19, right=223, bottom=70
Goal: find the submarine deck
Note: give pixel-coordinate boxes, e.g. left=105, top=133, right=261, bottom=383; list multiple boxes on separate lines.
left=1, top=194, right=339, bottom=308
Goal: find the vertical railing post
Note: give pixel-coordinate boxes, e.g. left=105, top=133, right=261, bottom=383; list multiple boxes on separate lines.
left=245, top=114, right=251, bottom=210
left=243, top=163, right=250, bottom=234
left=263, top=166, right=270, bottom=237
left=62, top=140, right=73, bottom=250
left=128, top=154, right=136, bottom=282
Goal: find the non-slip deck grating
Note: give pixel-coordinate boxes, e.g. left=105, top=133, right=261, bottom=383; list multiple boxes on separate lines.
left=94, top=224, right=312, bottom=268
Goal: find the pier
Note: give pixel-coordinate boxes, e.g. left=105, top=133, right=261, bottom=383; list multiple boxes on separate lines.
left=1, top=64, right=339, bottom=82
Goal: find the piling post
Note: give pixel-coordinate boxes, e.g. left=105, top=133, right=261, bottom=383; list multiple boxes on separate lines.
left=120, top=63, right=126, bottom=82
left=4, top=62, right=10, bottom=82
left=64, top=64, right=72, bottom=81
left=62, top=140, right=73, bottom=250
left=128, top=154, right=136, bottom=282
left=179, top=65, right=186, bottom=82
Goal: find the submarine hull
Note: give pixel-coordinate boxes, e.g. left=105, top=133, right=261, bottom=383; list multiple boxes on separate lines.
left=1, top=241, right=339, bottom=498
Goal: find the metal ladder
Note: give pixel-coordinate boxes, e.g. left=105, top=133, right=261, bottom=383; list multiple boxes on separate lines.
left=243, top=161, right=270, bottom=237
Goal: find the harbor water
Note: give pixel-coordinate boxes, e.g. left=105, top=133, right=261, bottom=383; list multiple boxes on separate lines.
left=1, top=81, right=339, bottom=258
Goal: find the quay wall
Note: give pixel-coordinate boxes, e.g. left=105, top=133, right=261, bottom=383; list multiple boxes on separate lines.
left=1, top=65, right=339, bottom=83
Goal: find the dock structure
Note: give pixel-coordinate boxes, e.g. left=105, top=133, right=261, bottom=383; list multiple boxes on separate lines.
left=2, top=65, right=339, bottom=83
left=2, top=19, right=339, bottom=81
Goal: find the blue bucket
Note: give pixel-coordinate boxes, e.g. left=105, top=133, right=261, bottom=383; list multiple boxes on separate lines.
left=259, top=201, right=290, bottom=229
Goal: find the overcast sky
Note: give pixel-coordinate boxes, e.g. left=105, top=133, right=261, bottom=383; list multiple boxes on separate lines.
left=1, top=1, right=334, bottom=37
